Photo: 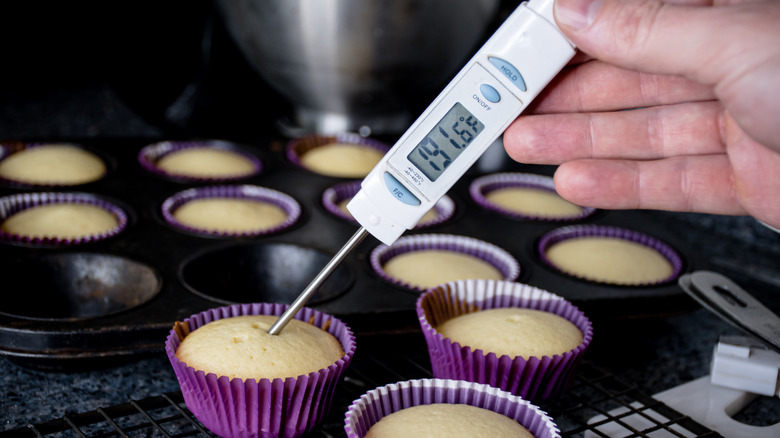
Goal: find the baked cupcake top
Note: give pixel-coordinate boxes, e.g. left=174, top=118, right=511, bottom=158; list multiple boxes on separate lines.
left=138, top=141, right=261, bottom=182
left=435, top=307, right=583, bottom=358
left=287, top=133, right=390, bottom=178
left=172, top=198, right=288, bottom=234
left=364, top=403, right=534, bottom=438
left=382, top=250, right=505, bottom=291
left=371, top=234, right=520, bottom=292
left=538, top=225, right=683, bottom=286
left=0, top=144, right=106, bottom=186
left=0, top=192, right=128, bottom=245
left=156, top=147, right=257, bottom=178
left=161, top=185, right=301, bottom=238
left=175, top=314, right=344, bottom=380
left=2, top=203, right=118, bottom=241
left=470, top=172, right=595, bottom=221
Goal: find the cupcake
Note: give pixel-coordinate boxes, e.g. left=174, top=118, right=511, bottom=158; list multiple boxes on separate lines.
left=286, top=133, right=389, bottom=178
left=370, top=234, right=520, bottom=292
left=538, top=225, right=684, bottom=286
left=470, top=172, right=595, bottom=221
left=166, top=303, right=356, bottom=438
left=138, top=140, right=262, bottom=181
left=0, top=192, right=129, bottom=245
left=344, top=378, right=560, bottom=438
left=0, top=143, right=107, bottom=186
left=161, top=185, right=301, bottom=238
left=417, top=279, right=593, bottom=401
left=322, top=180, right=455, bottom=228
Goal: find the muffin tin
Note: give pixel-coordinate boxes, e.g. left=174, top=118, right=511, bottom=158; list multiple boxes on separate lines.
left=0, top=138, right=708, bottom=370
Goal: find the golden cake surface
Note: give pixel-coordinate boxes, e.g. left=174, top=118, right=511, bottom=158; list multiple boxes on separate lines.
left=435, top=307, right=583, bottom=359
left=175, top=315, right=344, bottom=380
left=364, top=403, right=534, bottom=438
left=172, top=198, right=287, bottom=233
left=485, top=186, right=583, bottom=218
left=2, top=204, right=118, bottom=239
left=299, top=143, right=384, bottom=178
left=0, top=145, right=106, bottom=185
left=383, top=250, right=503, bottom=290
left=156, top=148, right=256, bottom=178
left=545, top=237, right=673, bottom=285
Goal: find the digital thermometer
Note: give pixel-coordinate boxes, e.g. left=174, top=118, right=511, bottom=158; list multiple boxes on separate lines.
left=269, top=0, right=576, bottom=334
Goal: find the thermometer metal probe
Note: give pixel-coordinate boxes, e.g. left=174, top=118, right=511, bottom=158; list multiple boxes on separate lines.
left=268, top=0, right=575, bottom=335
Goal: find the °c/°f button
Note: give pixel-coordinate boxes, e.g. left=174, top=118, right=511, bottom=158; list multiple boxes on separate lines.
left=383, top=172, right=421, bottom=206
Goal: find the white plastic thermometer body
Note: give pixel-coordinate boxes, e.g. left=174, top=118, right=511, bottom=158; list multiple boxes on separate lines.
left=268, top=0, right=574, bottom=335
left=348, top=0, right=575, bottom=245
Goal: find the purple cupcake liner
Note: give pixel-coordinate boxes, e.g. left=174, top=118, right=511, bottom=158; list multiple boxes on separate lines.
left=285, top=132, right=390, bottom=174
left=161, top=185, right=302, bottom=238
left=138, top=140, right=262, bottom=182
left=344, top=378, right=561, bottom=438
left=537, top=224, right=684, bottom=286
left=416, top=279, right=593, bottom=401
left=370, top=234, right=521, bottom=292
left=0, top=142, right=109, bottom=187
left=0, top=192, right=129, bottom=246
left=165, top=302, right=356, bottom=438
left=322, top=181, right=455, bottom=228
left=470, top=172, right=596, bottom=221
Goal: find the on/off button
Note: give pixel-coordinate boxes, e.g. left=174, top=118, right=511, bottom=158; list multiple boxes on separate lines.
left=479, top=83, right=501, bottom=103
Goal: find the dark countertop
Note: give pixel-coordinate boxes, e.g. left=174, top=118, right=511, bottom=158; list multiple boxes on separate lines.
left=2, top=4, right=779, bottom=432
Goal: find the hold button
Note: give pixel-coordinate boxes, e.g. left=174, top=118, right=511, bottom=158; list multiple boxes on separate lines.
left=383, top=172, right=421, bottom=206
left=488, top=56, right=527, bottom=92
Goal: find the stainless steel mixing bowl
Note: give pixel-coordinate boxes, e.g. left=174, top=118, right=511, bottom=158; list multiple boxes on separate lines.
left=216, top=0, right=501, bottom=136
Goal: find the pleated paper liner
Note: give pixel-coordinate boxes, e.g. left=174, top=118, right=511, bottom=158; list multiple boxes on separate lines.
left=165, top=303, right=356, bottom=438
left=537, top=224, right=684, bottom=286
left=416, top=279, right=593, bottom=401
left=138, top=140, right=262, bottom=182
left=161, top=184, right=301, bottom=238
left=0, top=192, right=129, bottom=246
left=344, top=378, right=560, bottom=438
left=370, top=233, right=520, bottom=293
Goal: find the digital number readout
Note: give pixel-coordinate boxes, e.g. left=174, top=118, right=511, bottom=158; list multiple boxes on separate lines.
left=407, top=102, right=485, bottom=181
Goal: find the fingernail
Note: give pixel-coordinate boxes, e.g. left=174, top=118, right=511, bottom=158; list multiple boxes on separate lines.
left=555, top=0, right=604, bottom=30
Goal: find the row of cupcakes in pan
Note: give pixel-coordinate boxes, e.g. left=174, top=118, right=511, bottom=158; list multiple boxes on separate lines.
left=0, top=134, right=389, bottom=187
left=0, top=187, right=682, bottom=288
left=0, top=186, right=682, bottom=288
left=165, top=278, right=591, bottom=437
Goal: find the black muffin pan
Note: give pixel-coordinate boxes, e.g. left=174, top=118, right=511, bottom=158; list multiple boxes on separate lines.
left=0, top=138, right=709, bottom=370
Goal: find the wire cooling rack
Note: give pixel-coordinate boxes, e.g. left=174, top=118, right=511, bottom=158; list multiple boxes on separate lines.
left=1, top=333, right=722, bottom=438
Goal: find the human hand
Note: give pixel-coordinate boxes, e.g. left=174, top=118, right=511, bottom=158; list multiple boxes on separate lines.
left=503, top=0, right=780, bottom=229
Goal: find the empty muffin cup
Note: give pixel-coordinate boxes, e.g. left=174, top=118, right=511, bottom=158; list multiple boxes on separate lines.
left=417, top=279, right=593, bottom=401
left=138, top=140, right=262, bottom=182
left=2, top=253, right=161, bottom=321
left=322, top=180, right=455, bottom=228
left=0, top=192, right=129, bottom=246
left=344, top=378, right=561, bottom=438
left=161, top=185, right=301, bottom=238
left=286, top=133, right=389, bottom=178
left=470, top=172, right=596, bottom=221
left=0, top=142, right=108, bottom=187
left=537, top=224, right=684, bottom=286
left=370, top=233, right=520, bottom=292
left=165, top=302, right=356, bottom=438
